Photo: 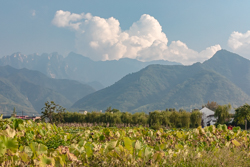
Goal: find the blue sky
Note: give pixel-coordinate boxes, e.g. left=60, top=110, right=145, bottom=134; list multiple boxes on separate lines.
left=1, top=1, right=250, bottom=64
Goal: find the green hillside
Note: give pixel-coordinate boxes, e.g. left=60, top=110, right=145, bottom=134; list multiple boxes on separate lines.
left=0, top=77, right=36, bottom=115
left=0, top=66, right=95, bottom=115
left=203, top=49, right=250, bottom=96
left=6, top=68, right=95, bottom=103
left=72, top=62, right=250, bottom=113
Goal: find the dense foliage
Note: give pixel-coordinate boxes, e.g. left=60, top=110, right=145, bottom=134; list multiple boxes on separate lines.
left=215, top=103, right=231, bottom=124
left=0, top=116, right=250, bottom=166
left=51, top=109, right=203, bottom=129
left=234, top=104, right=250, bottom=124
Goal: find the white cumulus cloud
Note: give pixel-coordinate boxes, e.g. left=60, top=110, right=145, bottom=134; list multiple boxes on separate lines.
left=52, top=10, right=221, bottom=65
left=52, top=10, right=92, bottom=30
left=228, top=31, right=250, bottom=58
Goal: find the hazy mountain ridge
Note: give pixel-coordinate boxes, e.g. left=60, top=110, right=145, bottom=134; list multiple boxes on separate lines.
left=0, top=66, right=95, bottom=115
left=2, top=49, right=250, bottom=114
left=72, top=50, right=250, bottom=113
left=0, top=52, right=181, bottom=89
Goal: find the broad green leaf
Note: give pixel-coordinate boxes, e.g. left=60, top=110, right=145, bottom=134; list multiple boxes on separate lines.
left=29, top=142, right=48, bottom=156
left=160, top=144, right=166, bottom=150
left=37, top=144, right=48, bottom=156
left=39, top=129, right=46, bottom=137
left=103, top=128, right=111, bottom=136
left=208, top=125, right=216, bottom=133
left=39, top=154, right=55, bottom=167
left=232, top=139, right=241, bottom=147
left=153, top=151, right=164, bottom=161
left=84, top=142, right=93, bottom=157
left=114, top=146, right=121, bottom=154
left=24, top=146, right=33, bottom=157
left=115, top=131, right=120, bottom=138
left=78, top=140, right=86, bottom=147
left=175, top=143, right=184, bottom=150
left=107, top=140, right=118, bottom=150
left=233, top=127, right=241, bottom=133
left=54, top=156, right=65, bottom=167
left=138, top=148, right=145, bottom=158
left=99, top=135, right=105, bottom=141
left=217, top=124, right=222, bottom=130
left=123, top=137, right=133, bottom=154
left=176, top=132, right=183, bottom=139
left=2, top=136, right=18, bottom=152
left=19, top=152, right=29, bottom=163
left=135, top=140, right=141, bottom=150
left=145, top=147, right=152, bottom=158
left=0, top=142, right=6, bottom=156
left=18, top=123, right=25, bottom=131
left=13, top=119, right=24, bottom=130
left=6, top=127, right=16, bottom=138
left=148, top=130, right=153, bottom=136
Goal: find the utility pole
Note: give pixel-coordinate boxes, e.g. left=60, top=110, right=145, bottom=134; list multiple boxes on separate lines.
left=22, top=111, right=23, bottom=117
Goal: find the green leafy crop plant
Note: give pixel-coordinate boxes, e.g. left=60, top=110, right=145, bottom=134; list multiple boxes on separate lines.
left=0, top=116, right=250, bottom=166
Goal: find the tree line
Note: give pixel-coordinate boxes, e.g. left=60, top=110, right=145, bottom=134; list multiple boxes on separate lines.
left=40, top=101, right=250, bottom=129
left=41, top=101, right=203, bottom=129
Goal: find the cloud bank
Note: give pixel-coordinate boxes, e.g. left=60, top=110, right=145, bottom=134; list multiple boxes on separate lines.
left=52, top=10, right=221, bottom=65
left=228, top=31, right=250, bottom=58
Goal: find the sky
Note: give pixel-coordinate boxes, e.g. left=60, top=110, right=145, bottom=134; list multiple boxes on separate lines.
left=1, top=1, right=250, bottom=65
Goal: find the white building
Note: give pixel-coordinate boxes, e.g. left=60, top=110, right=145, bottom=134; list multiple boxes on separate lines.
left=79, top=110, right=88, bottom=115
left=200, top=107, right=217, bottom=127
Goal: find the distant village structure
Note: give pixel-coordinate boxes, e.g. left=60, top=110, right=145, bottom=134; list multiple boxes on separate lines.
left=200, top=107, right=217, bottom=127
left=79, top=110, right=88, bottom=115
left=3, top=115, right=40, bottom=121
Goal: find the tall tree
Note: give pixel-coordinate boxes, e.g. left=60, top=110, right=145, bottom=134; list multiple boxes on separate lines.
left=148, top=111, right=162, bottom=127
left=203, top=101, right=219, bottom=111
left=180, top=111, right=191, bottom=128
left=161, top=111, right=171, bottom=127
left=121, top=112, right=132, bottom=126
left=41, top=101, right=65, bottom=123
left=190, top=110, right=202, bottom=128
left=169, top=111, right=180, bottom=128
left=214, top=103, right=231, bottom=124
left=234, top=104, right=250, bottom=129
left=105, top=106, right=112, bottom=112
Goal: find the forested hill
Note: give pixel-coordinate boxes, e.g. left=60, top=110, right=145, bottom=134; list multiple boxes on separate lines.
left=203, top=49, right=250, bottom=96
left=2, top=49, right=250, bottom=114
left=72, top=51, right=250, bottom=113
left=0, top=66, right=95, bottom=115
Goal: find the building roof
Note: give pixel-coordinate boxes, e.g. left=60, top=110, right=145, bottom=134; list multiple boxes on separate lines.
left=200, top=107, right=215, bottom=117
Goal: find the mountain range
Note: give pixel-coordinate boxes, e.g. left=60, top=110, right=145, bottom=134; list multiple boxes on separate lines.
left=72, top=50, right=250, bottom=113
left=1, top=49, right=250, bottom=114
left=0, top=52, right=181, bottom=89
left=0, top=66, right=95, bottom=115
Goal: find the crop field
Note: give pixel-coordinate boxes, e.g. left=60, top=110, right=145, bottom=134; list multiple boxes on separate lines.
left=0, top=117, right=250, bottom=166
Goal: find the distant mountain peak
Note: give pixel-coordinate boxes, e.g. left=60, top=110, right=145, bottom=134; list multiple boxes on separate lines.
left=209, top=49, right=247, bottom=60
